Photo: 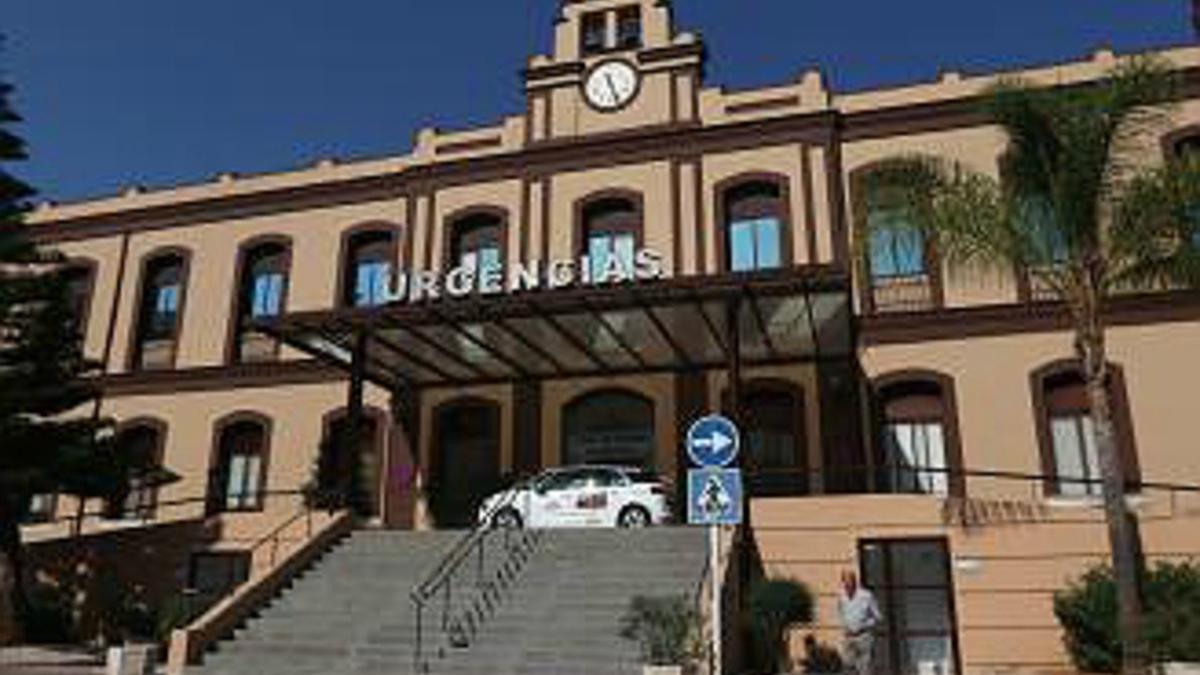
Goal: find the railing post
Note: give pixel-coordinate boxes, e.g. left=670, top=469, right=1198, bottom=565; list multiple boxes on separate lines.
left=414, top=601, right=423, bottom=673
left=477, top=536, right=484, bottom=587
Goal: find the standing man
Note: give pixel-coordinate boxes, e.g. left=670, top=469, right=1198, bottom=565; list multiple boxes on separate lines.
left=838, top=570, right=882, bottom=675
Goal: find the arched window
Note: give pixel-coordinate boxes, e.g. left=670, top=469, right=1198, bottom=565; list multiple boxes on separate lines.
left=131, top=250, right=189, bottom=371
left=62, top=261, right=96, bottom=343
left=1032, top=363, right=1139, bottom=498
left=580, top=193, right=641, bottom=282
left=449, top=211, right=505, bottom=277
left=230, top=239, right=290, bottom=363
left=875, top=373, right=963, bottom=497
left=721, top=179, right=787, bottom=272
left=562, top=390, right=655, bottom=468
left=340, top=228, right=397, bottom=308
left=741, top=382, right=808, bottom=496
left=210, top=415, right=271, bottom=513
left=1164, top=132, right=1200, bottom=251
left=107, top=420, right=167, bottom=520
left=854, top=165, right=941, bottom=313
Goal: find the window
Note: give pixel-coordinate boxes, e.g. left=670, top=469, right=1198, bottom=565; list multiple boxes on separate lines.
left=723, top=180, right=786, bottom=272
left=108, top=422, right=166, bottom=521
left=449, top=212, right=505, bottom=278
left=581, top=11, right=607, bottom=55
left=1034, top=363, right=1140, bottom=498
left=24, top=494, right=57, bottom=524
left=876, top=375, right=962, bottom=497
left=581, top=195, right=640, bottom=282
left=857, top=173, right=939, bottom=313
left=231, top=241, right=289, bottom=362
left=341, top=229, right=396, bottom=308
left=211, top=417, right=270, bottom=513
left=859, top=539, right=961, bottom=675
left=61, top=263, right=95, bottom=343
left=188, top=552, right=250, bottom=617
left=741, top=384, right=807, bottom=497
left=132, top=252, right=187, bottom=371
left=562, top=390, right=655, bottom=468
left=617, top=7, right=642, bottom=49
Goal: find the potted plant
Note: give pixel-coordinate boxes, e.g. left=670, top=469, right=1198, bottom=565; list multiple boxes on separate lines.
left=619, top=595, right=702, bottom=675
left=747, top=578, right=815, bottom=674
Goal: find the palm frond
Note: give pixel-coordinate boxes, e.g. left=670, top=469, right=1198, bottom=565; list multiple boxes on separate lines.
left=1110, top=155, right=1200, bottom=290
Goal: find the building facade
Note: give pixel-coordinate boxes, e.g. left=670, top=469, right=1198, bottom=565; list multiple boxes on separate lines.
left=20, top=1, right=1200, bottom=672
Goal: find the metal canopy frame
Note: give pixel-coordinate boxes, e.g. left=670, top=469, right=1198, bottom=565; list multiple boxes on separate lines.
left=257, top=266, right=853, bottom=391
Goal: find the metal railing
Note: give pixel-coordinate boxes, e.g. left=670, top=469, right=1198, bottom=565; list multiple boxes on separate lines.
left=410, top=488, right=544, bottom=673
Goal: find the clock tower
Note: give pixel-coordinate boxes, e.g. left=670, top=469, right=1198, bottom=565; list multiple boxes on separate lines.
left=523, top=0, right=706, bottom=142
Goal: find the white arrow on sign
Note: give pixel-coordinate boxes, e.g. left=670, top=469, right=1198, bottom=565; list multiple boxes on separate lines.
left=693, top=431, right=733, bottom=454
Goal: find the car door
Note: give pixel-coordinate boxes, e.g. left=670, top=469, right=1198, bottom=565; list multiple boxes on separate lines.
left=528, top=470, right=589, bottom=528
left=572, top=469, right=617, bottom=527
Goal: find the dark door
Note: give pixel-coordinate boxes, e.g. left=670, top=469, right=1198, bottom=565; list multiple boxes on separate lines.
left=433, top=401, right=501, bottom=528
left=327, top=415, right=382, bottom=517
left=859, top=538, right=961, bottom=675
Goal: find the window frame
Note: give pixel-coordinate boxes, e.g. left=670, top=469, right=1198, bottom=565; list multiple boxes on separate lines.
left=574, top=189, right=644, bottom=282
left=715, top=173, right=794, bottom=274
left=616, top=6, right=643, bottom=50
left=62, top=258, right=98, bottom=350
left=336, top=223, right=401, bottom=309
left=872, top=370, right=965, bottom=498
left=445, top=207, right=509, bottom=279
left=580, top=10, right=609, bottom=55
left=851, top=163, right=946, bottom=314
left=226, top=236, right=293, bottom=364
left=209, top=412, right=273, bottom=514
left=1030, top=360, right=1141, bottom=498
left=107, top=417, right=169, bottom=521
left=128, top=247, right=192, bottom=371
left=561, top=387, right=656, bottom=469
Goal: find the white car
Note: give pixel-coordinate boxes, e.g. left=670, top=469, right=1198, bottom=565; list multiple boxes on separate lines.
left=478, top=466, right=672, bottom=529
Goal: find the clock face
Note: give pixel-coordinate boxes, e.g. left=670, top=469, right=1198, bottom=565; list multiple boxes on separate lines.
left=583, top=60, right=640, bottom=112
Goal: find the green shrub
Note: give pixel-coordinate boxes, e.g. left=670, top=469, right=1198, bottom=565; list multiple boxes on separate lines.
left=619, top=595, right=701, bottom=666
left=747, top=578, right=815, bottom=673
left=1054, top=561, right=1200, bottom=672
left=20, top=585, right=76, bottom=644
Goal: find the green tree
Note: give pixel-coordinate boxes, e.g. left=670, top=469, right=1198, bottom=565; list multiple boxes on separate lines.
left=0, top=72, right=125, bottom=644
left=863, top=57, right=1200, bottom=674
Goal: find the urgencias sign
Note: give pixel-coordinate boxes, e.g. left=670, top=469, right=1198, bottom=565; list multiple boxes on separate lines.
left=381, top=248, right=664, bottom=303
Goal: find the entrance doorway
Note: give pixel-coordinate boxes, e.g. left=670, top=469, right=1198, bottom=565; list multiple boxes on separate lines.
left=432, top=399, right=501, bottom=528
left=325, top=411, right=383, bottom=518
left=859, top=538, right=961, bottom=675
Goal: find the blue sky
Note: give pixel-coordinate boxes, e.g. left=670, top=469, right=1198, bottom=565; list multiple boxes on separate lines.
left=3, top=1, right=1191, bottom=202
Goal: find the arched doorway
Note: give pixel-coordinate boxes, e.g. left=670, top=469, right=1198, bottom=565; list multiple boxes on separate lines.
left=562, top=389, right=655, bottom=468
left=432, top=399, right=501, bottom=528
left=323, top=409, right=385, bottom=518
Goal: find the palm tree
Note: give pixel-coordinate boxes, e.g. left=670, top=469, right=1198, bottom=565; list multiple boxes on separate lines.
left=863, top=57, right=1200, bottom=674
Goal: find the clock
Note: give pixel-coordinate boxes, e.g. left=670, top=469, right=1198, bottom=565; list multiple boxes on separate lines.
left=583, top=60, right=641, bottom=112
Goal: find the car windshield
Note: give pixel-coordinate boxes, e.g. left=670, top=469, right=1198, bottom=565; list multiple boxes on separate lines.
left=625, top=469, right=660, bottom=484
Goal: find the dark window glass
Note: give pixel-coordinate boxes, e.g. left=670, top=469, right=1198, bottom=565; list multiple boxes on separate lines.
left=214, top=421, right=267, bottom=512
left=725, top=182, right=784, bottom=272
left=583, top=197, right=639, bottom=281
left=343, top=231, right=394, bottom=308
left=563, top=391, right=654, bottom=468
left=868, top=206, right=925, bottom=279
left=234, top=244, right=288, bottom=362
left=133, top=255, right=185, bottom=370
left=23, top=494, right=57, bottom=524
left=62, top=265, right=93, bottom=338
left=879, top=382, right=950, bottom=496
left=108, top=424, right=164, bottom=520
left=617, top=7, right=642, bottom=49
left=451, top=214, right=504, bottom=277
left=581, top=12, right=607, bottom=54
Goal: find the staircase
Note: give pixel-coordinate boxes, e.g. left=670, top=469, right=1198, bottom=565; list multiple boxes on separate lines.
left=189, top=527, right=707, bottom=675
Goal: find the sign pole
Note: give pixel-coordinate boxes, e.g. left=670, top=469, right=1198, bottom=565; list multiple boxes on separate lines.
left=710, top=522, right=722, bottom=675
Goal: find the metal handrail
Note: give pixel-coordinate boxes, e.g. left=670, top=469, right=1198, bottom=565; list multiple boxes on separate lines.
left=410, top=485, right=544, bottom=673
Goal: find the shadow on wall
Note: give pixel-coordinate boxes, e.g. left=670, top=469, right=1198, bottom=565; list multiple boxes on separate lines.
left=20, top=518, right=219, bottom=647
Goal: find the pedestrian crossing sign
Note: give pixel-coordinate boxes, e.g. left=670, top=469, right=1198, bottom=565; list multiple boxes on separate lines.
left=687, top=468, right=743, bottom=526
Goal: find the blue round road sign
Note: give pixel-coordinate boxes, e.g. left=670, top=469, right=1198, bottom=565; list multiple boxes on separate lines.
left=687, top=414, right=740, bottom=468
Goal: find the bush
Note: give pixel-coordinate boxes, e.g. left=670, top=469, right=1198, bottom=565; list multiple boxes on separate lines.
left=1054, top=562, right=1200, bottom=672
left=747, top=578, right=815, bottom=673
left=20, top=585, right=76, bottom=644
left=619, top=595, right=701, bottom=666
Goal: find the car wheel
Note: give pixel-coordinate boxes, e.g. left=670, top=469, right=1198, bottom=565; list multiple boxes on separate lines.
left=492, top=508, right=523, bottom=530
left=617, top=506, right=651, bottom=529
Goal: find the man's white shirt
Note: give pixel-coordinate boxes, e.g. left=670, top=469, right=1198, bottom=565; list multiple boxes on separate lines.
left=838, top=587, right=882, bottom=636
